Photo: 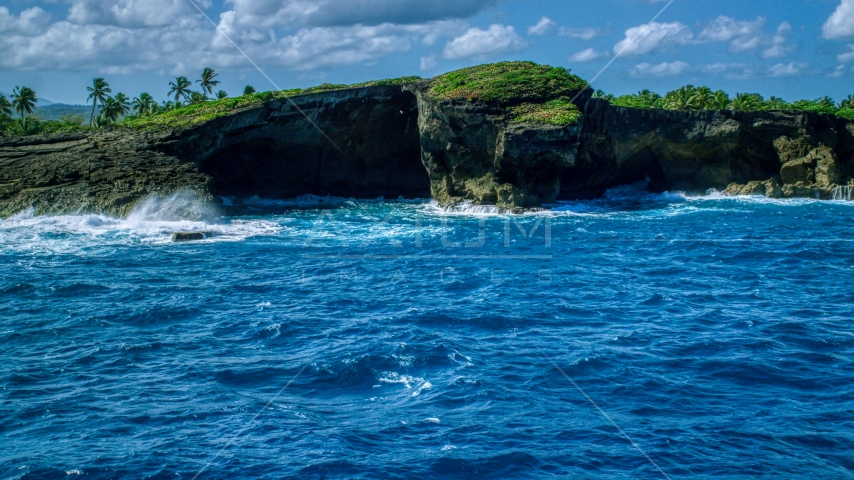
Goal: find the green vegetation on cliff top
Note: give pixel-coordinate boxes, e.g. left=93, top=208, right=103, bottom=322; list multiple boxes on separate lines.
left=427, top=61, right=588, bottom=126
left=427, top=61, right=588, bottom=104
left=122, top=76, right=421, bottom=130
left=509, top=99, right=582, bottom=126
left=99, top=61, right=854, bottom=132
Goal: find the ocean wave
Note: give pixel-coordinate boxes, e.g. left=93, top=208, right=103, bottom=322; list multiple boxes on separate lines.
left=0, top=192, right=281, bottom=252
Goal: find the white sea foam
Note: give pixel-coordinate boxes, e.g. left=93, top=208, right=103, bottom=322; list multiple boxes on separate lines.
left=0, top=192, right=282, bottom=253
left=377, top=372, right=433, bottom=396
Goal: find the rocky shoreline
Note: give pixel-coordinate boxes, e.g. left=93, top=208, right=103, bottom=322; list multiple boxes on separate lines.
left=1, top=82, right=853, bottom=219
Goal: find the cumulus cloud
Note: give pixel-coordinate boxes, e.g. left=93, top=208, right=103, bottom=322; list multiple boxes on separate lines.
left=527, top=17, right=555, bottom=36
left=568, top=48, right=608, bottom=63
left=420, top=55, right=438, bottom=71
left=66, top=0, right=206, bottom=28
left=225, top=0, right=498, bottom=29
left=829, top=65, right=847, bottom=78
left=557, top=26, right=602, bottom=40
left=823, top=0, right=854, bottom=40
left=443, top=24, right=526, bottom=60
left=768, top=62, right=807, bottom=77
left=629, top=61, right=689, bottom=77
left=0, top=7, right=52, bottom=35
left=698, top=62, right=755, bottom=79
left=698, top=16, right=765, bottom=46
left=838, top=44, right=854, bottom=63
left=761, top=22, right=793, bottom=58
left=614, top=21, right=692, bottom=56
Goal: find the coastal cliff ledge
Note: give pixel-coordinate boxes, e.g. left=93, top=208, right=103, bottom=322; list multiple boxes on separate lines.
left=2, top=61, right=854, bottom=218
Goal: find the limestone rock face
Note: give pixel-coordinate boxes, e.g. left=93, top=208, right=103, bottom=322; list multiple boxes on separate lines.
left=3, top=83, right=854, bottom=218
left=162, top=85, right=429, bottom=200
left=706, top=115, right=852, bottom=200
left=0, top=86, right=430, bottom=218
left=813, top=146, right=841, bottom=187
left=416, top=89, right=583, bottom=209
left=0, top=130, right=213, bottom=218
left=780, top=158, right=816, bottom=185
left=723, top=178, right=781, bottom=198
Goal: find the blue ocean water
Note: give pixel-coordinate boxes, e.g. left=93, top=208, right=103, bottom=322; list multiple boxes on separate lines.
left=2, top=186, right=854, bottom=479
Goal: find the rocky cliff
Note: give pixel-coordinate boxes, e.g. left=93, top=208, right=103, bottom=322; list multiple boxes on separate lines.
left=565, top=100, right=854, bottom=200
left=415, top=88, right=588, bottom=209
left=2, top=80, right=854, bottom=219
left=0, top=130, right=212, bottom=218
left=0, top=85, right=429, bottom=218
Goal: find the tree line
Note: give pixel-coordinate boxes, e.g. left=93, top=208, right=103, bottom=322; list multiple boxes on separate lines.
left=595, top=86, right=854, bottom=117
left=0, top=67, right=257, bottom=135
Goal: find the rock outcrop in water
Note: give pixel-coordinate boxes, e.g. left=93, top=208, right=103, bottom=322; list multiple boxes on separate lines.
left=415, top=87, right=590, bottom=210
left=2, top=73, right=854, bottom=218
left=568, top=100, right=854, bottom=200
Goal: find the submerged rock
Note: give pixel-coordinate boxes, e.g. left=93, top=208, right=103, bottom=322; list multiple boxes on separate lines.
left=172, top=231, right=215, bottom=242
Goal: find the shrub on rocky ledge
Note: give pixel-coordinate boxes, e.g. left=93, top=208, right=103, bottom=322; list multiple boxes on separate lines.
left=428, top=62, right=589, bottom=126
left=428, top=61, right=588, bottom=105
left=509, top=99, right=581, bottom=126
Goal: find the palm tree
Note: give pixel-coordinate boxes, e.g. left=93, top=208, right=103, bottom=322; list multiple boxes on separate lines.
left=99, top=97, right=123, bottom=124
left=132, top=93, right=154, bottom=116
left=197, top=68, right=220, bottom=96
left=0, top=94, right=12, bottom=117
left=662, top=86, right=695, bottom=111
left=114, top=93, right=130, bottom=118
left=634, top=89, right=661, bottom=108
left=730, top=93, right=763, bottom=112
left=11, top=86, right=37, bottom=120
left=712, top=90, right=730, bottom=110
left=243, top=85, right=256, bottom=96
left=592, top=89, right=614, bottom=101
left=765, top=96, right=790, bottom=111
left=839, top=94, right=854, bottom=110
left=168, top=76, right=193, bottom=104
left=190, top=91, right=208, bottom=104
left=216, top=90, right=228, bottom=100
left=688, top=86, right=714, bottom=110
left=818, top=96, right=837, bottom=111
left=87, top=78, right=111, bottom=127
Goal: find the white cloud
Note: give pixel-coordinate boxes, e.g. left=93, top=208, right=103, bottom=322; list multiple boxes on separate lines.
left=224, top=0, right=498, bottom=29
left=0, top=7, right=52, bottom=36
left=420, top=55, right=438, bottom=71
left=557, top=26, right=602, bottom=40
left=762, top=23, right=794, bottom=58
left=695, top=16, right=794, bottom=57
left=823, top=0, right=854, bottom=40
left=829, top=65, right=847, bottom=78
left=629, top=61, right=689, bottom=77
left=66, top=0, right=208, bottom=28
left=838, top=44, right=854, bottom=63
left=568, top=48, right=608, bottom=63
left=527, top=17, right=555, bottom=36
left=614, top=21, right=692, bottom=56
left=698, top=62, right=755, bottom=79
left=698, top=16, right=765, bottom=45
left=768, top=62, right=807, bottom=77
left=443, top=24, right=526, bottom=60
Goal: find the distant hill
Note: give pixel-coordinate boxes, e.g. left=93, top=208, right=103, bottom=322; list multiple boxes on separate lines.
left=0, top=90, right=57, bottom=106
left=34, top=104, right=92, bottom=121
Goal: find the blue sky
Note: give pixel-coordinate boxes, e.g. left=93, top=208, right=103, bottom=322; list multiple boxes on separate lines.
left=0, top=0, right=851, bottom=105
